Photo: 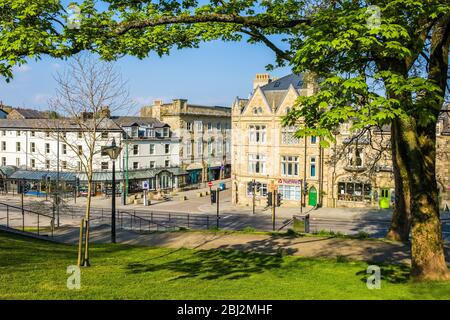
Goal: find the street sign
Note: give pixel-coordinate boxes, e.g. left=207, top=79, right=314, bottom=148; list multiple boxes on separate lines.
left=142, top=180, right=149, bottom=190
left=208, top=181, right=213, bottom=187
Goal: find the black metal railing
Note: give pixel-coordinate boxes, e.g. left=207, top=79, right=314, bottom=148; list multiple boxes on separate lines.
left=0, top=202, right=54, bottom=238
left=115, top=209, right=219, bottom=231
left=117, top=210, right=177, bottom=232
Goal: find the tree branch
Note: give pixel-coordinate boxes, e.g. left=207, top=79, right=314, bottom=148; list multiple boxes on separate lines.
left=240, top=27, right=293, bottom=63
left=114, top=14, right=310, bottom=35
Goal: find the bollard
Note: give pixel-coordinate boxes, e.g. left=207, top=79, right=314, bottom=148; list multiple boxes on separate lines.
left=305, top=214, right=310, bottom=233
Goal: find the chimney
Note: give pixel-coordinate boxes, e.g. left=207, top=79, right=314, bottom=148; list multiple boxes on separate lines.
left=253, top=73, right=271, bottom=90
left=173, top=99, right=187, bottom=110
left=151, top=100, right=163, bottom=120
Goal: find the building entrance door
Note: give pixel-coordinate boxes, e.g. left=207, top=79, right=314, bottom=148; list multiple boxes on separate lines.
left=308, top=187, right=317, bottom=206
left=379, top=188, right=390, bottom=209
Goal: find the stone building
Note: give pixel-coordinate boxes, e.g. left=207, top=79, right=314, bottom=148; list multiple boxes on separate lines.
left=140, top=99, right=232, bottom=184
left=232, top=73, right=450, bottom=209
left=6, top=108, right=49, bottom=120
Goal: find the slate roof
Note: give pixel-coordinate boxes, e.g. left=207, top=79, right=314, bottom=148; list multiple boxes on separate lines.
left=9, top=108, right=48, bottom=119
left=237, top=73, right=306, bottom=113
left=0, top=118, right=123, bottom=131
left=112, top=116, right=168, bottom=128
left=260, top=74, right=304, bottom=92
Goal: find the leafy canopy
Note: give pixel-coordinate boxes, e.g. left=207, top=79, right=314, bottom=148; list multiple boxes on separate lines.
left=1, top=1, right=448, bottom=142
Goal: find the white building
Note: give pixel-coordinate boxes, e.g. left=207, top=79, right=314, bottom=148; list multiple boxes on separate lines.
left=0, top=115, right=188, bottom=194
left=113, top=117, right=180, bottom=171
left=0, top=118, right=123, bottom=171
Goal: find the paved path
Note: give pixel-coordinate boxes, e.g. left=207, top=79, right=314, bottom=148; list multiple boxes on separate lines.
left=52, top=224, right=450, bottom=267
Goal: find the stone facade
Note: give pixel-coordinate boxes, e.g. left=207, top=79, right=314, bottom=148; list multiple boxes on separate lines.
left=232, top=73, right=450, bottom=210
left=140, top=99, right=232, bottom=184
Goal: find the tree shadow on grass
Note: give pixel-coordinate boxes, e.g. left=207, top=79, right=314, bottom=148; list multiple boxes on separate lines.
left=355, top=263, right=411, bottom=284
left=126, top=248, right=286, bottom=281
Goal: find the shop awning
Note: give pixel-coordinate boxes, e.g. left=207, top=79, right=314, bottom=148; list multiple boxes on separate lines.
left=9, top=170, right=76, bottom=181
left=0, top=166, right=17, bottom=177
left=76, top=167, right=187, bottom=182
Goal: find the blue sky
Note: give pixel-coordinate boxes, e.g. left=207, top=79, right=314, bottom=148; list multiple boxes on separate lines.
left=0, top=40, right=292, bottom=115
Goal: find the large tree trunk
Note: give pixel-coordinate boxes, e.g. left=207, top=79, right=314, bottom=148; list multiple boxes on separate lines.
left=386, top=119, right=411, bottom=242
left=399, top=117, right=449, bottom=281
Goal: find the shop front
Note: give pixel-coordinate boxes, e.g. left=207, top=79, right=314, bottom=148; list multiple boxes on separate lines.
left=277, top=178, right=302, bottom=206
left=336, top=177, right=373, bottom=207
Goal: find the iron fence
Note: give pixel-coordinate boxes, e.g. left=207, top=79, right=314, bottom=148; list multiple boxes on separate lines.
left=0, top=202, right=54, bottom=238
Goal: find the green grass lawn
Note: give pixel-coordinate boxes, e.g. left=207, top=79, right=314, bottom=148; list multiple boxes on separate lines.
left=0, top=231, right=449, bottom=299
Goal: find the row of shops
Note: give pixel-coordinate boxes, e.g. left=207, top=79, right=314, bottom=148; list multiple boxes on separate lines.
left=0, top=165, right=231, bottom=196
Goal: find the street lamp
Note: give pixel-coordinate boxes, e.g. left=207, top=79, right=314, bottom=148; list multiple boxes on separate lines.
left=104, top=138, right=122, bottom=243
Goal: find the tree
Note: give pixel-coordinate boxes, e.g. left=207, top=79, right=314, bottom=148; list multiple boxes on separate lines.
left=49, top=54, right=130, bottom=266
left=282, top=1, right=449, bottom=280
left=1, top=0, right=448, bottom=280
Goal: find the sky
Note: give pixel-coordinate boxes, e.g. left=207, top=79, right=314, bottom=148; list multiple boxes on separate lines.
left=0, top=40, right=293, bottom=116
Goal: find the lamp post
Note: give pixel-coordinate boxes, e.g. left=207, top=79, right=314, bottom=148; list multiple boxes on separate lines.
left=104, top=138, right=122, bottom=243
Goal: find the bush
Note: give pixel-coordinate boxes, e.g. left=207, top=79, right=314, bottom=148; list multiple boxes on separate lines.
left=286, top=229, right=297, bottom=237
left=356, top=231, right=370, bottom=239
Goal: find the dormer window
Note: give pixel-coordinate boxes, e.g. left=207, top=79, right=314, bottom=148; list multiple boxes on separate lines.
left=131, top=126, right=138, bottom=138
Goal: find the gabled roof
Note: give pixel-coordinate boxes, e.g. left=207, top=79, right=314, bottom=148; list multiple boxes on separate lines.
left=241, top=86, right=272, bottom=115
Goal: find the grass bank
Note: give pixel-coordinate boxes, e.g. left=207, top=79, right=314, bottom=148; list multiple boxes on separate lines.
left=0, top=231, right=449, bottom=299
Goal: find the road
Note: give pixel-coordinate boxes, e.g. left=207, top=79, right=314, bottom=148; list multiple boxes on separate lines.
left=0, top=195, right=450, bottom=242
